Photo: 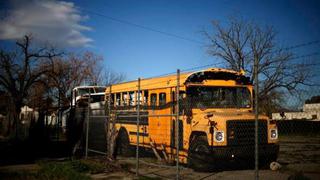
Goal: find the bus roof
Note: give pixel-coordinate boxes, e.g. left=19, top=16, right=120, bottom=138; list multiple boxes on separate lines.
left=106, top=68, right=250, bottom=93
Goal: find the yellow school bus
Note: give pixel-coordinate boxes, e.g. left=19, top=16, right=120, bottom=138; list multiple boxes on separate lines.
left=105, top=68, right=279, bottom=169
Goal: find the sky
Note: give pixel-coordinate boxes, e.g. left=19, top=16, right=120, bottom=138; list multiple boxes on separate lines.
left=0, top=0, right=319, bottom=82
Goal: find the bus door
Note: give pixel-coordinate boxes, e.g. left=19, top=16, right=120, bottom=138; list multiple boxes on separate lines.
left=148, top=89, right=171, bottom=147
left=170, top=89, right=184, bottom=152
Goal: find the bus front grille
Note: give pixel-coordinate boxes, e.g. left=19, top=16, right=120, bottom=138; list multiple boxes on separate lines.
left=226, top=120, right=268, bottom=146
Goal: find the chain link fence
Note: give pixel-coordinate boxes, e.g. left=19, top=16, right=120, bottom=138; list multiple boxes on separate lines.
left=79, top=69, right=320, bottom=179
left=271, top=94, right=320, bottom=171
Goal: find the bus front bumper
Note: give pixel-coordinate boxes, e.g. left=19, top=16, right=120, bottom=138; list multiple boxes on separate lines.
left=209, top=144, right=279, bottom=161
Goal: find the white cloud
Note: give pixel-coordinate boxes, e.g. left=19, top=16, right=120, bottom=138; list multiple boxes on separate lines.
left=0, top=0, right=93, bottom=47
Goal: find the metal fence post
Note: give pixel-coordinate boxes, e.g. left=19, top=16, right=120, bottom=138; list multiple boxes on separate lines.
left=107, top=85, right=113, bottom=159
left=254, top=57, right=259, bottom=180
left=176, top=69, right=180, bottom=180
left=107, top=85, right=112, bottom=159
left=85, top=90, right=91, bottom=159
left=111, top=86, right=117, bottom=160
left=136, top=78, right=141, bottom=177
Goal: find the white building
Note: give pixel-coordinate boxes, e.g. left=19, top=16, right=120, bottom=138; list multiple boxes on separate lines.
left=272, top=103, right=320, bottom=121
left=20, top=105, right=39, bottom=124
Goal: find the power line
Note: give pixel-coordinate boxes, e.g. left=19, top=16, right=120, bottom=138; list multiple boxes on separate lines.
left=293, top=62, right=320, bottom=68
left=2, top=3, right=319, bottom=51
left=109, top=56, right=320, bottom=91
left=82, top=8, right=320, bottom=52
left=283, top=40, right=320, bottom=51
left=119, top=52, right=318, bottom=84
left=109, top=62, right=226, bottom=91
left=270, top=40, right=319, bottom=54
left=83, top=8, right=320, bottom=49
left=290, top=52, right=320, bottom=60
left=81, top=9, right=204, bottom=45
left=80, top=8, right=320, bottom=81
left=181, top=62, right=225, bottom=72
left=148, top=52, right=317, bottom=78
left=140, top=62, right=224, bottom=80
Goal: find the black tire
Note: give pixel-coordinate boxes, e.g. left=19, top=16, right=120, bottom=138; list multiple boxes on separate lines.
left=188, top=136, right=213, bottom=171
left=115, top=129, right=135, bottom=157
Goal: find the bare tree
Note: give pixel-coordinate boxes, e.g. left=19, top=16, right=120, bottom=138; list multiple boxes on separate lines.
left=45, top=51, right=125, bottom=107
left=204, top=18, right=314, bottom=114
left=0, top=35, right=61, bottom=136
left=102, top=69, right=126, bottom=86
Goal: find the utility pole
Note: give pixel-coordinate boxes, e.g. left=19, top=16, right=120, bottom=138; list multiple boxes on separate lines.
left=254, top=56, right=259, bottom=180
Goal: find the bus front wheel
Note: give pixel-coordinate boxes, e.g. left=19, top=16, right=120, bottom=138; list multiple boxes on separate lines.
left=188, top=136, right=212, bottom=171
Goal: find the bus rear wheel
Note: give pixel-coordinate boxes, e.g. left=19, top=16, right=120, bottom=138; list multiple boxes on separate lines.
left=188, top=136, right=212, bottom=171
left=115, top=129, right=134, bottom=157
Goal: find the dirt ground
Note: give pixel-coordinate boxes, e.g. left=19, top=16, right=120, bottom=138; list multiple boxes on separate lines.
left=1, top=160, right=319, bottom=180
left=95, top=134, right=320, bottom=179
left=84, top=118, right=320, bottom=179
left=108, top=157, right=320, bottom=180
left=0, top=135, right=319, bottom=180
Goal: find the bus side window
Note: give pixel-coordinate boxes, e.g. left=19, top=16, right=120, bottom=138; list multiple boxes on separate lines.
left=122, top=93, right=128, bottom=106
left=159, top=93, right=166, bottom=106
left=136, top=91, right=141, bottom=105
left=144, top=90, right=149, bottom=106
left=151, top=93, right=157, bottom=108
left=129, top=91, right=135, bottom=106
left=179, top=91, right=185, bottom=115
left=172, top=91, right=175, bottom=113
left=110, top=94, right=114, bottom=106
left=116, top=93, right=121, bottom=106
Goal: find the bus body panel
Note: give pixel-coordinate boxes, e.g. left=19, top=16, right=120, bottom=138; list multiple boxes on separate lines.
left=105, top=68, right=279, bottom=164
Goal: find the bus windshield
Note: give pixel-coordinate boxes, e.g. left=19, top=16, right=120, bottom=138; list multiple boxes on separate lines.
left=187, top=86, right=251, bottom=108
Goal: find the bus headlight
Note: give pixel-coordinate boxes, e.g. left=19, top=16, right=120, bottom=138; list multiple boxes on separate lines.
left=214, top=131, right=224, bottom=142
left=270, top=129, right=278, bottom=139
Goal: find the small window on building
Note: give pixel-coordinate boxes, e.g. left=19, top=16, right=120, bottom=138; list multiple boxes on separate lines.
left=312, top=114, right=317, bottom=119
left=151, top=93, right=157, bottom=107
left=159, top=93, right=166, bottom=106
